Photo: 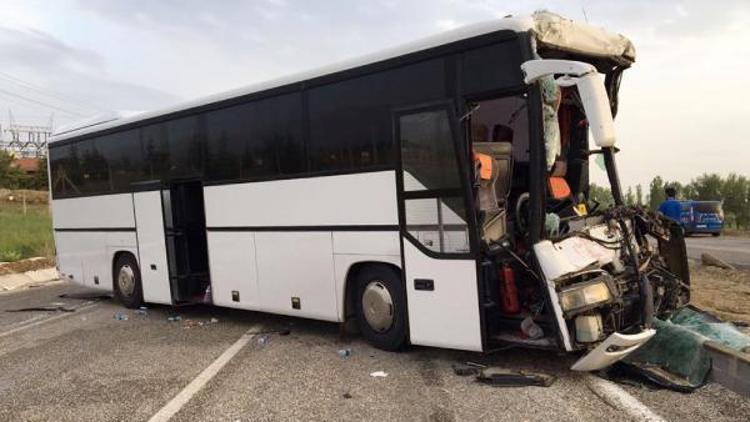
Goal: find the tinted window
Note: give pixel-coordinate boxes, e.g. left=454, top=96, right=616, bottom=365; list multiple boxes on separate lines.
left=308, top=59, right=446, bottom=172
left=400, top=109, right=460, bottom=191
left=695, top=202, right=722, bottom=214
left=461, top=41, right=523, bottom=96
left=96, top=130, right=143, bottom=191
left=140, top=124, right=170, bottom=181
left=50, top=144, right=83, bottom=198
left=78, top=138, right=110, bottom=194
left=205, top=93, right=304, bottom=181
left=166, top=116, right=204, bottom=179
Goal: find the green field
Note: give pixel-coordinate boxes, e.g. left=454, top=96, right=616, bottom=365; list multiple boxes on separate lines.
left=0, top=202, right=54, bottom=261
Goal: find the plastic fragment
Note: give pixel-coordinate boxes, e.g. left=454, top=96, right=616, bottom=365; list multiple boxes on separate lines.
left=338, top=348, right=352, bottom=357
left=167, top=315, right=182, bottom=322
left=135, top=306, right=148, bottom=316
left=369, top=371, right=388, bottom=378
left=258, top=335, right=269, bottom=346
left=113, top=313, right=128, bottom=321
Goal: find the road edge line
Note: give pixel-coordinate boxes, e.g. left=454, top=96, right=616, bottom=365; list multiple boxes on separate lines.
left=147, top=325, right=262, bottom=422
left=584, top=374, right=665, bottom=422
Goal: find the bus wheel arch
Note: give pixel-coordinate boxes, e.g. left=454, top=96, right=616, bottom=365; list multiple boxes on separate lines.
left=112, top=251, right=144, bottom=309
left=344, top=261, right=408, bottom=351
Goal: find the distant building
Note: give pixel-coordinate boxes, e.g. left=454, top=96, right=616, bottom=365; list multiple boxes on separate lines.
left=10, top=157, right=42, bottom=175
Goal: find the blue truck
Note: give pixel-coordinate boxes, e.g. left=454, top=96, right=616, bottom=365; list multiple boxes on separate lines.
left=679, top=200, right=724, bottom=236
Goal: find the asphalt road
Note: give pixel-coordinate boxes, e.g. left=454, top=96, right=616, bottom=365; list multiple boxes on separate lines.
left=1, top=281, right=749, bottom=422
left=685, top=235, right=750, bottom=268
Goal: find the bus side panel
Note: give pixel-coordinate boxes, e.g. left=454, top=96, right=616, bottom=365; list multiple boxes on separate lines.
left=133, top=191, right=172, bottom=304
left=207, top=231, right=260, bottom=310
left=255, top=232, right=338, bottom=321
left=331, top=231, right=401, bottom=321
left=202, top=171, right=399, bottom=227
left=51, top=194, right=137, bottom=290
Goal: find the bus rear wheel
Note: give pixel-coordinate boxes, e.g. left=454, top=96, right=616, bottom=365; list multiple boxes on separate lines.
left=354, top=266, right=408, bottom=351
left=114, top=254, right=144, bottom=309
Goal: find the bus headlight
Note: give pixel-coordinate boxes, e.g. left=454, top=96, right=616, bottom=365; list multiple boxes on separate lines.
left=559, top=281, right=612, bottom=312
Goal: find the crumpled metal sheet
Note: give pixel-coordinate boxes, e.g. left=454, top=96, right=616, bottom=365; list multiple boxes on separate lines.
left=532, top=10, right=636, bottom=64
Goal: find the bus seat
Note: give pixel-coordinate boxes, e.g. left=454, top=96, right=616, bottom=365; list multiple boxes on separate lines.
left=548, top=160, right=571, bottom=200
left=472, top=124, right=489, bottom=143
left=473, top=142, right=513, bottom=245
left=473, top=142, right=513, bottom=206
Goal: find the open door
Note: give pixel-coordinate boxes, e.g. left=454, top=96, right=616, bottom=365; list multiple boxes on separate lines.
left=162, top=181, right=211, bottom=303
left=396, top=105, right=483, bottom=351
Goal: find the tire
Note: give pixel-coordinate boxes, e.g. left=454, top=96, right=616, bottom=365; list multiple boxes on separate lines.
left=354, top=265, right=408, bottom=351
left=113, top=253, right=144, bottom=309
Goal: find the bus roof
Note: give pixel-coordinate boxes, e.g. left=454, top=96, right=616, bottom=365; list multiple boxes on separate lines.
left=51, top=11, right=634, bottom=143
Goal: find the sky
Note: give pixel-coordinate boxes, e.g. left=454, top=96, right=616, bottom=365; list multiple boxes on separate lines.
left=0, top=0, right=748, bottom=189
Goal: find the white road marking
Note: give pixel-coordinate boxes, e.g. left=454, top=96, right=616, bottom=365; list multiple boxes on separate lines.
left=0, top=301, right=99, bottom=339
left=584, top=374, right=665, bottom=422
left=148, top=325, right=262, bottom=422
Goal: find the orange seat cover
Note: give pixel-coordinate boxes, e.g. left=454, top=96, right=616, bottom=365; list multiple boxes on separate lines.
left=548, top=176, right=571, bottom=199
left=474, top=152, right=493, bottom=180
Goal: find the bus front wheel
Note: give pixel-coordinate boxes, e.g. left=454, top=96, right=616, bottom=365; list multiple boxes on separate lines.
left=354, top=265, right=408, bottom=351
left=114, top=254, right=144, bottom=309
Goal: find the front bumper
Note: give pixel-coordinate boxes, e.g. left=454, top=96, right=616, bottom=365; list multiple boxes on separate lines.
left=570, top=329, right=656, bottom=371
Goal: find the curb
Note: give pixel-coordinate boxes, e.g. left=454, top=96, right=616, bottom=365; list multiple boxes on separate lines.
left=0, top=267, right=59, bottom=292
left=705, top=341, right=750, bottom=397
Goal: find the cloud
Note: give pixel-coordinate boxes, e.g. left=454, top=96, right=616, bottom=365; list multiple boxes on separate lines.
left=0, top=24, right=178, bottom=127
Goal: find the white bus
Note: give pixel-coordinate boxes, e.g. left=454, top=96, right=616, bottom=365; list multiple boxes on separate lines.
left=48, top=12, right=689, bottom=370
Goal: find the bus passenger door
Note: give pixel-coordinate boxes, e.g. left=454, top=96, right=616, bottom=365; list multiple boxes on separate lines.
left=133, top=190, right=172, bottom=304
left=162, top=181, right=210, bottom=303
left=396, top=105, right=483, bottom=351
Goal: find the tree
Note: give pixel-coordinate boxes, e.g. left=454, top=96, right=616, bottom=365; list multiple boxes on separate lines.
left=649, top=176, right=665, bottom=211
left=0, top=150, right=25, bottom=189
left=691, top=173, right=724, bottom=201
left=625, top=186, right=636, bottom=206
left=720, top=173, right=750, bottom=228
left=589, top=183, right=614, bottom=209
left=635, top=184, right=644, bottom=206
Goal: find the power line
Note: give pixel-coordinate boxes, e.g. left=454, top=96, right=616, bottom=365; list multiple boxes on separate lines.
left=0, top=70, right=105, bottom=113
left=0, top=88, right=86, bottom=117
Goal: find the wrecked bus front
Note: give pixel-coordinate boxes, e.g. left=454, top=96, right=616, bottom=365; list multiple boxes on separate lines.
left=473, top=12, right=689, bottom=370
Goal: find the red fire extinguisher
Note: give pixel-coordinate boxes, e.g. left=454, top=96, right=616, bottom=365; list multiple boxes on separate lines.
left=499, top=264, right=521, bottom=314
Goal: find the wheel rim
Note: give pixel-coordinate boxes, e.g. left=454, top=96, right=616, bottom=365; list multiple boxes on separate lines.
left=118, top=265, right=136, bottom=297
left=362, top=281, right=394, bottom=333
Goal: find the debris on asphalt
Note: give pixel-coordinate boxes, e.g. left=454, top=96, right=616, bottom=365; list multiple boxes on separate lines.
left=209, top=317, right=219, bottom=324
left=338, top=348, right=352, bottom=357
left=167, top=315, right=182, bottom=322
left=183, top=319, right=203, bottom=329
left=701, top=252, right=736, bottom=271
left=58, top=293, right=112, bottom=300
left=369, top=371, right=388, bottom=378
left=258, top=335, right=269, bottom=346
left=113, top=313, right=129, bottom=321
left=7, top=305, right=76, bottom=313
left=135, top=306, right=148, bottom=315
left=475, top=367, right=556, bottom=387
left=342, top=392, right=352, bottom=399
left=452, top=363, right=480, bottom=377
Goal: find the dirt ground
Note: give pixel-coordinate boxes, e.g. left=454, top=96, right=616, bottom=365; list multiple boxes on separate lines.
left=689, top=262, right=750, bottom=325
left=0, top=257, right=55, bottom=276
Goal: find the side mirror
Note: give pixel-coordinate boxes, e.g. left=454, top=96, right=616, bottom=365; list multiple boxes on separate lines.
left=576, top=73, right=616, bottom=147
left=521, top=59, right=617, bottom=147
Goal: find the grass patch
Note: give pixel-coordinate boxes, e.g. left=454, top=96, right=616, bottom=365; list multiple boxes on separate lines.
left=0, top=202, right=54, bottom=262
